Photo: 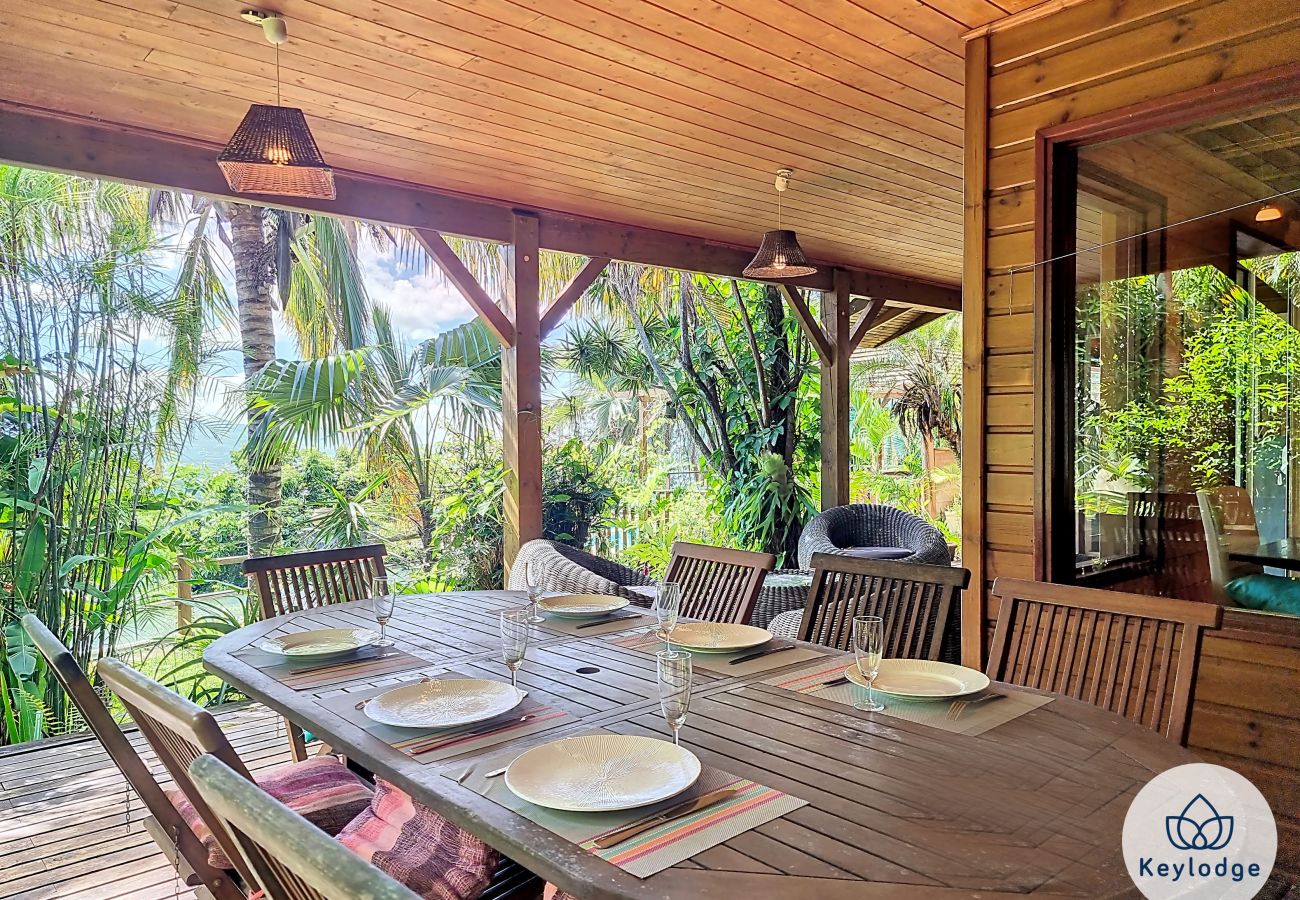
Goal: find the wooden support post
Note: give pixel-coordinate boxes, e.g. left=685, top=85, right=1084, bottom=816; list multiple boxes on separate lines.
left=820, top=269, right=852, bottom=510
left=502, top=212, right=544, bottom=579
left=540, top=257, right=610, bottom=338
left=413, top=228, right=515, bottom=348
left=779, top=284, right=832, bottom=361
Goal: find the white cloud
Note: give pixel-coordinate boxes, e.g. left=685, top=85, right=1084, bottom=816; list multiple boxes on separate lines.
left=358, top=241, right=475, bottom=341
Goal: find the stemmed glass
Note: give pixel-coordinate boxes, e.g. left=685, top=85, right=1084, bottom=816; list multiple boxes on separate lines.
left=370, top=576, right=396, bottom=651
left=655, top=582, right=681, bottom=651
left=852, top=615, right=885, bottom=712
left=500, top=609, right=531, bottom=688
left=523, top=560, right=545, bottom=625
left=656, top=649, right=693, bottom=746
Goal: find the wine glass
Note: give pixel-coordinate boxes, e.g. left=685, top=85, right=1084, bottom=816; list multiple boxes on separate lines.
left=655, top=581, right=681, bottom=651
left=500, top=609, right=530, bottom=688
left=852, top=615, right=885, bottom=712
left=523, top=560, right=545, bottom=625
left=370, top=575, right=396, bottom=650
left=656, top=650, right=693, bottom=746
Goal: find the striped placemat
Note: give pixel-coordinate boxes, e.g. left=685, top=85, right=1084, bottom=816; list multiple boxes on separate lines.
left=232, top=646, right=428, bottom=690
left=537, top=609, right=653, bottom=638
left=318, top=679, right=576, bottom=763
left=611, top=630, right=826, bottom=675
left=459, top=737, right=806, bottom=878
left=764, top=659, right=1054, bottom=736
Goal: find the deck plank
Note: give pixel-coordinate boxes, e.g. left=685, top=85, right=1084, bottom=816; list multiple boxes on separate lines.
left=0, top=705, right=293, bottom=900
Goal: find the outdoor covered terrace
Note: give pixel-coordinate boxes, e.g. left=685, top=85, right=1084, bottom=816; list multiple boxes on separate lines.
left=1, top=0, right=1299, bottom=898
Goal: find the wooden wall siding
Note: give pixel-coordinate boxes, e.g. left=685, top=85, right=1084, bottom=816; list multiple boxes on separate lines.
left=964, top=0, right=1300, bottom=878
left=0, top=0, right=1029, bottom=285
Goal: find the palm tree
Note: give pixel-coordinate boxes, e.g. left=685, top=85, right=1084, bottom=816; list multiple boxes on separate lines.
left=855, top=315, right=962, bottom=461
left=243, top=311, right=501, bottom=565
left=151, top=197, right=375, bottom=554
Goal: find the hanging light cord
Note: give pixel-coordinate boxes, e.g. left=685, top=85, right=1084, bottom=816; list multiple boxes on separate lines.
left=275, top=42, right=281, bottom=107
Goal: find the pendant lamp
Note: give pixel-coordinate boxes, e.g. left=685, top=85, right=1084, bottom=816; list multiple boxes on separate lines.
left=218, top=11, right=335, bottom=200
left=743, top=168, right=816, bottom=279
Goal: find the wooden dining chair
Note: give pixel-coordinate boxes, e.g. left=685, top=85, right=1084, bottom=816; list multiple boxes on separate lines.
left=243, top=544, right=388, bottom=619
left=21, top=616, right=243, bottom=900
left=664, top=540, right=776, bottom=624
left=244, top=544, right=387, bottom=758
left=97, top=658, right=373, bottom=891
left=188, top=754, right=419, bottom=900
left=775, top=554, right=970, bottom=661
left=988, top=578, right=1222, bottom=744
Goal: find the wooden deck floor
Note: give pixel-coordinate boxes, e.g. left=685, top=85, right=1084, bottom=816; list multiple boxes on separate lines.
left=0, top=704, right=291, bottom=900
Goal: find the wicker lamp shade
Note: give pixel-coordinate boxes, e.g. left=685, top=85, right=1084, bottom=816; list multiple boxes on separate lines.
left=218, top=104, right=336, bottom=200
left=743, top=229, right=817, bottom=278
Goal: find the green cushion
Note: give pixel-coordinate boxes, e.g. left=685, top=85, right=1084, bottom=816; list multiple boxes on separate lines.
left=1226, top=573, right=1300, bottom=617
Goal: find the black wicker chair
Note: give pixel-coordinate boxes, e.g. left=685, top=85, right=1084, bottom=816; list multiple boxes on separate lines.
left=797, top=504, right=952, bottom=569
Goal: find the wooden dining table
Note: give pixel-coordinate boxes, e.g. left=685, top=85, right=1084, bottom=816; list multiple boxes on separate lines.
left=1228, top=537, right=1300, bottom=572
left=203, top=590, right=1193, bottom=900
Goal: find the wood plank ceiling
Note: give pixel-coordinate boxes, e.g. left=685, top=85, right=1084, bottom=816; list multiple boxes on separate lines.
left=0, top=0, right=1035, bottom=285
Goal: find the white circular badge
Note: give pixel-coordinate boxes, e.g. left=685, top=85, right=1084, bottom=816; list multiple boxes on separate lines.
left=1123, top=763, right=1275, bottom=899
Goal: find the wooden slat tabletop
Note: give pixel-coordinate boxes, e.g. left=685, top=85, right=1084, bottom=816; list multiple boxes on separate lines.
left=204, top=590, right=1193, bottom=899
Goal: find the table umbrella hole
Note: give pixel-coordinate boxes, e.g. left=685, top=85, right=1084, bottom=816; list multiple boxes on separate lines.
left=576, top=666, right=601, bottom=675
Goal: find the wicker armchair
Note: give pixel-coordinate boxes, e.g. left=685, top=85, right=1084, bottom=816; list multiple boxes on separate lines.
left=797, top=504, right=952, bottom=569
left=509, top=539, right=654, bottom=604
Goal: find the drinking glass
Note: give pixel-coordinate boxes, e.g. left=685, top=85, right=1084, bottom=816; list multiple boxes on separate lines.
left=656, top=649, right=693, bottom=746
left=524, top=561, right=545, bottom=625
left=852, top=615, right=885, bottom=712
left=655, top=581, right=681, bottom=651
left=500, top=609, right=531, bottom=688
left=370, top=576, right=396, bottom=649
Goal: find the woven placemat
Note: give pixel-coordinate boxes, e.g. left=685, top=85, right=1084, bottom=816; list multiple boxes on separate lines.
left=232, top=645, right=428, bottom=690
left=317, top=677, right=576, bottom=763
left=612, top=629, right=826, bottom=675
left=764, top=659, right=1054, bottom=736
left=458, top=731, right=806, bottom=878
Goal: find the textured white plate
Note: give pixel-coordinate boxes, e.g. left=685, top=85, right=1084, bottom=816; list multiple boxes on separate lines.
left=258, top=627, right=379, bottom=661
left=845, top=659, right=990, bottom=700
left=537, top=593, right=630, bottom=618
left=363, top=679, right=526, bottom=729
left=669, top=622, right=771, bottom=653
left=505, top=734, right=701, bottom=812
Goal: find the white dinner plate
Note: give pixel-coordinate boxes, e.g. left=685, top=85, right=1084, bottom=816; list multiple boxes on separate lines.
left=669, top=622, right=771, bottom=653
left=505, top=734, right=701, bottom=812
left=845, top=659, right=990, bottom=700
left=363, top=679, right=526, bottom=729
left=537, top=593, right=630, bottom=618
left=258, top=627, right=380, bottom=662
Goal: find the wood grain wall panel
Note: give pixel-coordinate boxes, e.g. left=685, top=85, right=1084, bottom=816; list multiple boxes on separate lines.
left=967, top=0, right=1300, bottom=876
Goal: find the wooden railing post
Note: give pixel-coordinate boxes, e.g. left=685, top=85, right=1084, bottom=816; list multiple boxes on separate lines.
left=176, top=556, right=193, bottom=628
left=502, top=211, right=544, bottom=580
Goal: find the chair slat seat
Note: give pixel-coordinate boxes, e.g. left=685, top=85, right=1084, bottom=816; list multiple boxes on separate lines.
left=988, top=578, right=1222, bottom=744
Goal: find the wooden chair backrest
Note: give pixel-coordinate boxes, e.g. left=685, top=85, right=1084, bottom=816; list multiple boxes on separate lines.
left=244, top=544, right=388, bottom=619
left=98, top=657, right=256, bottom=886
left=1196, top=491, right=1263, bottom=599
left=664, top=541, right=776, bottom=624
left=988, top=578, right=1222, bottom=744
left=21, top=617, right=240, bottom=898
left=1127, top=492, right=1213, bottom=600
left=189, top=754, right=418, bottom=900
left=795, top=554, right=970, bottom=658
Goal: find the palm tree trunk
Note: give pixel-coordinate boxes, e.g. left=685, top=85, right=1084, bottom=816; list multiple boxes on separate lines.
left=226, top=202, right=282, bottom=554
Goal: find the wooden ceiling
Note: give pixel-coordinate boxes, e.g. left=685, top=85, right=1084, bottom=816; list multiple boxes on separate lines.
left=0, top=0, right=1036, bottom=287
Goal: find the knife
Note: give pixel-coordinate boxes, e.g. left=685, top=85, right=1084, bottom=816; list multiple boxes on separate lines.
left=576, top=613, right=643, bottom=629
left=592, top=785, right=744, bottom=849
left=728, top=643, right=795, bottom=665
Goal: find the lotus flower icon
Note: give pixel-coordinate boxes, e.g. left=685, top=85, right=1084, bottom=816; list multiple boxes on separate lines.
left=1166, top=794, right=1235, bottom=850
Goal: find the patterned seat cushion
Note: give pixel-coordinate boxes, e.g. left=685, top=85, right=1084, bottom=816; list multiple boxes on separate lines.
left=338, top=778, right=498, bottom=900
left=169, top=755, right=373, bottom=870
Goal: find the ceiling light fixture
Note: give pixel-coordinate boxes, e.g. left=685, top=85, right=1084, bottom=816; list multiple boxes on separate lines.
left=1255, top=202, right=1284, bottom=223
left=743, top=168, right=817, bottom=279
left=218, top=10, right=336, bottom=200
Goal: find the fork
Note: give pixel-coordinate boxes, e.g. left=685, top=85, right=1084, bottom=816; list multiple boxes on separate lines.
left=945, top=692, right=1005, bottom=721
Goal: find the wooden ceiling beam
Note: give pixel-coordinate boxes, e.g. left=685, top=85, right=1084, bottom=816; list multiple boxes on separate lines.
left=0, top=102, right=960, bottom=305
left=850, top=297, right=889, bottom=352
left=540, top=257, right=610, bottom=338
left=412, top=229, right=516, bottom=348
left=778, top=285, right=832, bottom=361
